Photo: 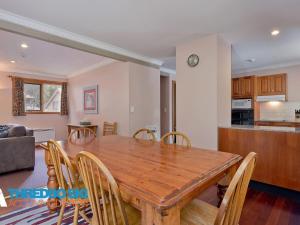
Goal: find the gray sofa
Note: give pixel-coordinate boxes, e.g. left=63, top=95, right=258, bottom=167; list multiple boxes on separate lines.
left=0, top=124, right=35, bottom=174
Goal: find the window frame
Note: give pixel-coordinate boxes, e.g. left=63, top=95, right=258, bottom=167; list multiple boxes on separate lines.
left=23, top=78, right=64, bottom=114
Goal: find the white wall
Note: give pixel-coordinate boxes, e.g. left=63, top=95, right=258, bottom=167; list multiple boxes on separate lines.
left=68, top=61, right=131, bottom=136
left=68, top=61, right=160, bottom=137
left=176, top=35, right=231, bottom=149
left=129, top=63, right=160, bottom=137
left=217, top=36, right=232, bottom=127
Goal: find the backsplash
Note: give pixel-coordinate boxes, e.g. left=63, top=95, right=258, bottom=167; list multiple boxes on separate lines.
left=260, top=101, right=300, bottom=120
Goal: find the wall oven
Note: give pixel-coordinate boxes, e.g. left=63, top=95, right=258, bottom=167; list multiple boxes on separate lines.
left=232, top=99, right=254, bottom=125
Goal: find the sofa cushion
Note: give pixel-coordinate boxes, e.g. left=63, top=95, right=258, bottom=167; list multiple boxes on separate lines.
left=8, top=125, right=27, bottom=137
left=0, top=125, right=9, bottom=138
left=0, top=136, right=35, bottom=174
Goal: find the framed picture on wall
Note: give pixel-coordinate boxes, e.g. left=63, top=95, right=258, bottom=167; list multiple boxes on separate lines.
left=83, top=85, right=98, bottom=114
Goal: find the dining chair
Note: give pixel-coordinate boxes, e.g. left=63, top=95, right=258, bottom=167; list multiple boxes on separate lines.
left=103, top=122, right=117, bottom=136
left=69, top=127, right=96, bottom=145
left=132, top=128, right=156, bottom=141
left=47, top=140, right=90, bottom=225
left=181, top=152, right=257, bottom=225
left=76, top=151, right=140, bottom=225
left=160, top=131, right=191, bottom=148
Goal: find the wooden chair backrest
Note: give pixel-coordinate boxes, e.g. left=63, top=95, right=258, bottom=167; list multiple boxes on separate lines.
left=76, top=151, right=129, bottom=225
left=133, top=128, right=156, bottom=141
left=68, top=128, right=96, bottom=145
left=160, top=131, right=191, bottom=148
left=103, top=122, right=117, bottom=136
left=47, top=140, right=78, bottom=191
left=215, top=152, right=257, bottom=225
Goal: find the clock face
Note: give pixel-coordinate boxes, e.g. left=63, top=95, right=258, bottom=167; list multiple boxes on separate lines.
left=187, top=54, right=199, bottom=67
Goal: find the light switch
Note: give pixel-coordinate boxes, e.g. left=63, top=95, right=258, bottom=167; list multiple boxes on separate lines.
left=130, top=106, right=135, bottom=113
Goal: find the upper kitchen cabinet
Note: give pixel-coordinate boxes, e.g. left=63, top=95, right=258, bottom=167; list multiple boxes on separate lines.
left=232, top=76, right=254, bottom=99
left=232, top=78, right=241, bottom=98
left=257, top=73, right=286, bottom=96
left=241, top=76, right=254, bottom=97
left=257, top=76, right=269, bottom=95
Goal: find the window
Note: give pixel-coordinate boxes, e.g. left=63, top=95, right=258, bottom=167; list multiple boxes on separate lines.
left=24, top=79, right=63, bottom=113
left=24, top=83, right=41, bottom=111
left=43, top=84, right=62, bottom=112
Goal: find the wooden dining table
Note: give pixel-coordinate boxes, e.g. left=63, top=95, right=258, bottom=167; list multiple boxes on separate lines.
left=41, top=135, right=242, bottom=225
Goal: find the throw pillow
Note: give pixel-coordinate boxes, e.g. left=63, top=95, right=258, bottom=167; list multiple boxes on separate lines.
left=0, top=125, right=9, bottom=138
left=8, top=125, right=26, bottom=137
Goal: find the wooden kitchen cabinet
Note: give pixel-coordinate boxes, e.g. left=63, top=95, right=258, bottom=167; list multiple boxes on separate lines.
left=233, top=74, right=286, bottom=99
left=232, top=78, right=241, bottom=98
left=232, top=76, right=254, bottom=99
left=241, top=76, right=254, bottom=97
left=257, top=73, right=286, bottom=96
left=257, top=76, right=269, bottom=95
left=219, top=127, right=300, bottom=192
left=269, top=74, right=286, bottom=94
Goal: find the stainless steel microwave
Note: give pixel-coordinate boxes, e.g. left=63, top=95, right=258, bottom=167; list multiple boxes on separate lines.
left=232, top=99, right=252, bottom=109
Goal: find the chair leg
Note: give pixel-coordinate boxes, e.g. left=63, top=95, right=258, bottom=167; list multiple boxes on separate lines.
left=79, top=209, right=91, bottom=223
left=57, top=202, right=66, bottom=225
left=73, top=204, right=80, bottom=225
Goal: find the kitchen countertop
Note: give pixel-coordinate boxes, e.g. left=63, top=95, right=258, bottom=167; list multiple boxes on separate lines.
left=219, top=125, right=300, bottom=133
left=255, top=119, right=300, bottom=123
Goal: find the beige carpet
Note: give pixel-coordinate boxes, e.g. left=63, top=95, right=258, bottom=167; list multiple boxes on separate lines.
left=0, top=148, right=48, bottom=196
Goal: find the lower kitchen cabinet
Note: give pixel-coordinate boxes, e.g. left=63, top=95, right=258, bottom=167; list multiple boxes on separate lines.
left=219, top=127, right=300, bottom=192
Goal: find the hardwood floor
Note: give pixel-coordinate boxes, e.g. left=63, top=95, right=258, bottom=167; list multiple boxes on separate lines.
left=199, top=182, right=300, bottom=225
left=240, top=188, right=300, bottom=225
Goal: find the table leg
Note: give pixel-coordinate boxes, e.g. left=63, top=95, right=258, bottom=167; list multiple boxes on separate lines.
left=45, top=150, right=59, bottom=213
left=141, top=203, right=180, bottom=225
left=67, top=126, right=71, bottom=136
left=217, top=163, right=239, bottom=206
left=93, top=127, right=97, bottom=136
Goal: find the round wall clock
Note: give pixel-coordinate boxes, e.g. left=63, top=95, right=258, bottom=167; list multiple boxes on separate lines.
left=187, top=54, right=199, bottom=67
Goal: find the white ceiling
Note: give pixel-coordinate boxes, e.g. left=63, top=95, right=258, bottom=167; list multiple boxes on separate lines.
left=0, top=29, right=108, bottom=77
left=0, top=0, right=300, bottom=74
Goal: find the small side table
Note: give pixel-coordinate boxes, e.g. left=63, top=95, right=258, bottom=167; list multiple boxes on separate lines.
left=67, top=124, right=98, bottom=136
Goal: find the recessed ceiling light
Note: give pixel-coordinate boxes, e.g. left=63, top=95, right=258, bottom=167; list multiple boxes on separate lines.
left=245, top=58, right=256, bottom=63
left=10, top=60, right=16, bottom=63
left=271, top=29, right=280, bottom=36
left=21, top=43, right=28, bottom=48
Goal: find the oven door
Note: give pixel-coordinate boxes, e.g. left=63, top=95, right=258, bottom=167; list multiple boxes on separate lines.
left=232, top=109, right=254, bottom=125
left=232, top=110, right=242, bottom=125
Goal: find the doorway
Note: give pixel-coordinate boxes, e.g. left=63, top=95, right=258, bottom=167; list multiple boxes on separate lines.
left=172, top=80, right=176, bottom=132
left=160, top=76, right=170, bottom=137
